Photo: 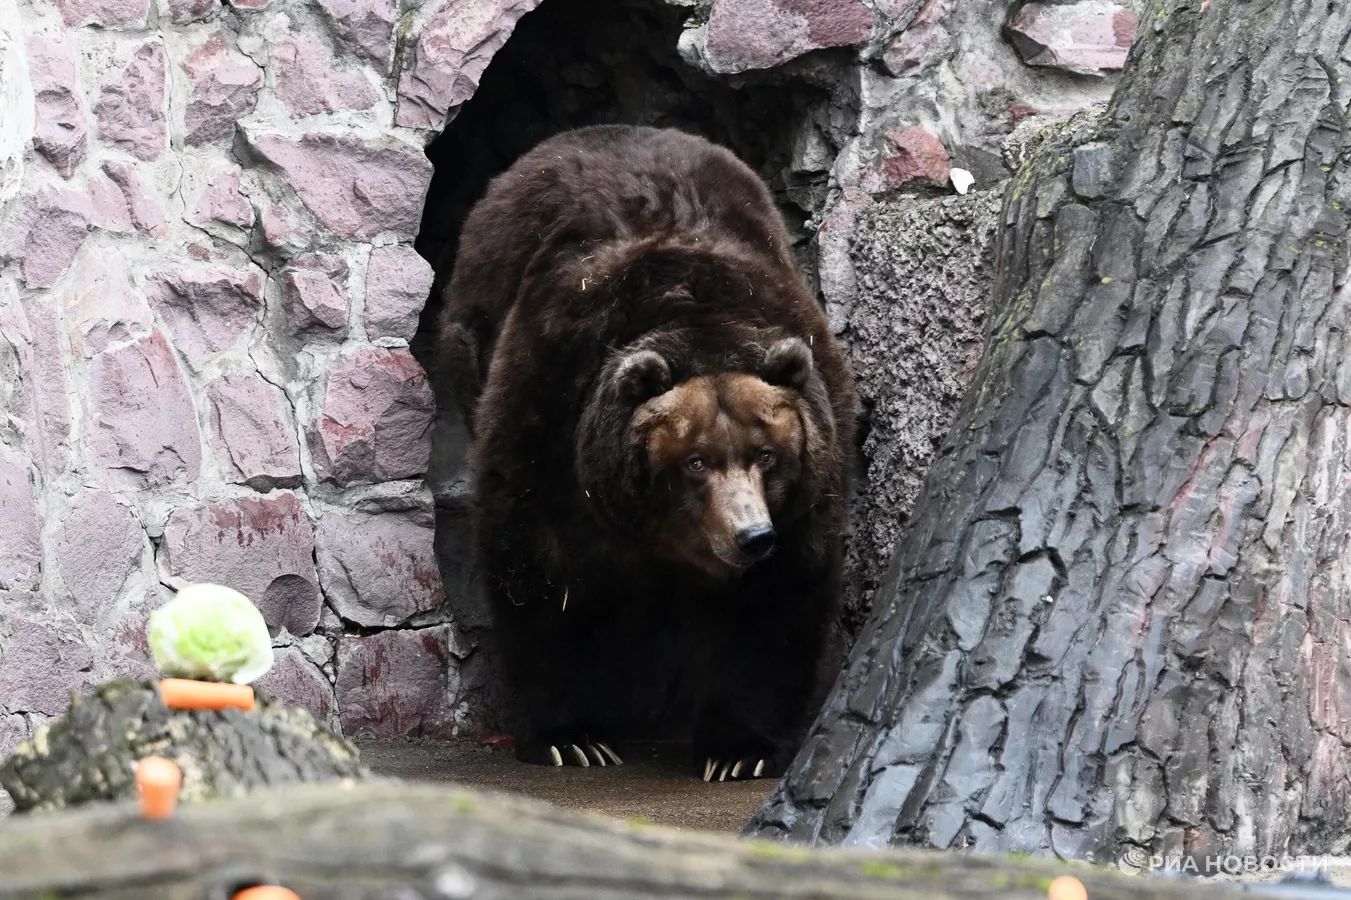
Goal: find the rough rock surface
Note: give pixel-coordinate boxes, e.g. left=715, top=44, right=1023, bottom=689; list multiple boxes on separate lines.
left=365, top=244, right=434, bottom=340
left=27, top=37, right=85, bottom=177
left=183, top=35, right=262, bottom=145
left=700, top=0, right=874, bottom=74
left=245, top=132, right=431, bottom=239
left=0, top=445, right=41, bottom=592
left=93, top=41, right=165, bottom=161
left=162, top=493, right=323, bottom=637
left=53, top=490, right=145, bottom=618
left=308, top=347, right=435, bottom=486
left=0, top=679, right=366, bottom=813
left=315, top=502, right=443, bottom=627
left=274, top=34, right=379, bottom=117
left=335, top=626, right=464, bottom=737
left=840, top=189, right=1002, bottom=632
left=254, top=647, right=337, bottom=725
left=395, top=0, right=541, bottom=130
left=206, top=373, right=302, bottom=489
left=2, top=185, right=91, bottom=287
left=1005, top=1, right=1138, bottom=76
left=145, top=257, right=264, bottom=364
left=86, top=331, right=202, bottom=488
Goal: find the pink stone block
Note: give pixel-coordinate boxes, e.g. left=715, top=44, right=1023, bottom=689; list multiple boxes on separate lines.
left=282, top=254, right=349, bottom=334
left=336, top=626, right=458, bottom=736
left=0, top=619, right=92, bottom=716
left=109, top=587, right=161, bottom=681
left=190, top=169, right=255, bottom=230
left=95, top=42, right=166, bottom=161
left=1005, top=1, right=1138, bottom=76
left=89, top=170, right=133, bottom=232
left=862, top=126, right=951, bottom=193
left=18, top=297, right=73, bottom=476
left=308, top=346, right=434, bottom=486
left=27, top=37, right=86, bottom=177
left=55, top=0, right=148, bottom=28
left=881, top=22, right=950, bottom=75
left=318, top=0, right=397, bottom=70
left=364, top=244, right=433, bottom=340
left=163, top=493, right=322, bottom=636
left=145, top=259, right=264, bottom=364
left=255, top=647, right=335, bottom=722
left=316, top=504, right=442, bottom=627
left=2, top=186, right=91, bottom=287
left=63, top=245, right=153, bottom=357
left=206, top=372, right=302, bottom=488
left=86, top=330, right=201, bottom=487
left=395, top=0, right=540, bottom=130
left=248, top=132, right=432, bottom=239
left=274, top=34, right=379, bottom=117
left=53, top=490, right=144, bottom=618
left=703, top=0, right=873, bottom=74
left=0, top=445, right=41, bottom=592
left=100, top=160, right=168, bottom=237
left=183, top=35, right=262, bottom=146
left=165, top=0, right=217, bottom=23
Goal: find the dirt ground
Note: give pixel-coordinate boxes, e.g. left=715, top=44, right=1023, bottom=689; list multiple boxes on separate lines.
left=355, top=738, right=772, bottom=833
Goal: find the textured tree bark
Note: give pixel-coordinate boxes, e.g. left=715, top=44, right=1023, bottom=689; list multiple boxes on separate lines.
left=0, top=681, right=365, bottom=813
left=0, top=781, right=1252, bottom=899
left=747, top=0, right=1351, bottom=866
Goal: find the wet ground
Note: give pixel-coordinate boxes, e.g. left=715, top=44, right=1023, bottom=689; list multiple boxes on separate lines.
left=355, top=738, right=772, bottom=833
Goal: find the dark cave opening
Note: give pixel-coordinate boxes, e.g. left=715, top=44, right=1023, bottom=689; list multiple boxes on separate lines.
left=408, top=0, right=846, bottom=734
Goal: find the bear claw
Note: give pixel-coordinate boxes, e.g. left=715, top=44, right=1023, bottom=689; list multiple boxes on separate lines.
left=702, top=757, right=769, bottom=782
left=545, top=741, right=623, bottom=768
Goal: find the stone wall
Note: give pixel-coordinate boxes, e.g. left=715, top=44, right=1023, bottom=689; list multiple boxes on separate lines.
left=0, top=0, right=546, bottom=775
left=0, top=0, right=1137, bottom=794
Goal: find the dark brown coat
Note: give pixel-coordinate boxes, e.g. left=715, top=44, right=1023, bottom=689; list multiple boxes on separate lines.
left=437, top=125, right=855, bottom=775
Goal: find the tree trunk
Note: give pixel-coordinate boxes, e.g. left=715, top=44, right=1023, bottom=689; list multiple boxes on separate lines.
left=0, top=780, right=1262, bottom=899
left=747, top=0, right=1351, bottom=867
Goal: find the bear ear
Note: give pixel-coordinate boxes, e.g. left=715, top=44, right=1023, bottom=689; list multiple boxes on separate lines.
left=614, top=349, right=672, bottom=406
left=763, top=337, right=814, bottom=391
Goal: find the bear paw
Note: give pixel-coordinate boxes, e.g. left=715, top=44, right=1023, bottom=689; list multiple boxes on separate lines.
left=520, top=739, right=624, bottom=768
left=700, top=756, right=772, bottom=782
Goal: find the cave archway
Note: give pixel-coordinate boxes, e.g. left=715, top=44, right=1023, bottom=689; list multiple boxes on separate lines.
left=409, top=0, right=848, bottom=735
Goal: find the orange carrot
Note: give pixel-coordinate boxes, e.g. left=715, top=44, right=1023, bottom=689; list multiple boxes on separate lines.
left=160, top=678, right=255, bottom=712
left=232, top=888, right=301, bottom=900
left=1047, top=875, right=1087, bottom=900
left=135, top=756, right=182, bottom=821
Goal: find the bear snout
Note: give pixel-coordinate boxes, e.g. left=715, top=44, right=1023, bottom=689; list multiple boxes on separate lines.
left=735, top=524, right=776, bottom=561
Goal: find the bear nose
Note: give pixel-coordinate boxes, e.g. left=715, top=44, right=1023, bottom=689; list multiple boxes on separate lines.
left=736, top=525, right=776, bottom=560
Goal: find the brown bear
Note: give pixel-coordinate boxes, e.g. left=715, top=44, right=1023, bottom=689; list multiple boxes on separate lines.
left=437, top=124, right=855, bottom=780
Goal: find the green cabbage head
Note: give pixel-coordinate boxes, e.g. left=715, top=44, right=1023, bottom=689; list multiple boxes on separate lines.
left=147, top=583, right=274, bottom=684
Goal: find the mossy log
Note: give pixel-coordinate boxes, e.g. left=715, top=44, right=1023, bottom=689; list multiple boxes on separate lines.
left=0, top=779, right=1263, bottom=899
left=0, top=680, right=365, bottom=812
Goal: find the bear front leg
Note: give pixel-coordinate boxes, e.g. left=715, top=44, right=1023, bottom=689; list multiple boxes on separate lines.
left=488, top=567, right=627, bottom=768
left=693, top=564, right=837, bottom=782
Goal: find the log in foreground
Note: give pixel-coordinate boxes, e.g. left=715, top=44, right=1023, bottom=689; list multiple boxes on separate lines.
left=0, top=780, right=1270, bottom=899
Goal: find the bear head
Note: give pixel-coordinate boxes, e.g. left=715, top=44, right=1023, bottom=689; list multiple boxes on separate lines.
left=577, top=335, right=836, bottom=579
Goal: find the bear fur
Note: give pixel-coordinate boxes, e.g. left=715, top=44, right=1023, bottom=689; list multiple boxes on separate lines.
left=437, top=125, right=856, bottom=778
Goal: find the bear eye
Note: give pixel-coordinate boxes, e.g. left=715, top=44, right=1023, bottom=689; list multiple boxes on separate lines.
left=685, top=455, right=708, bottom=475
left=757, top=448, right=777, bottom=469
